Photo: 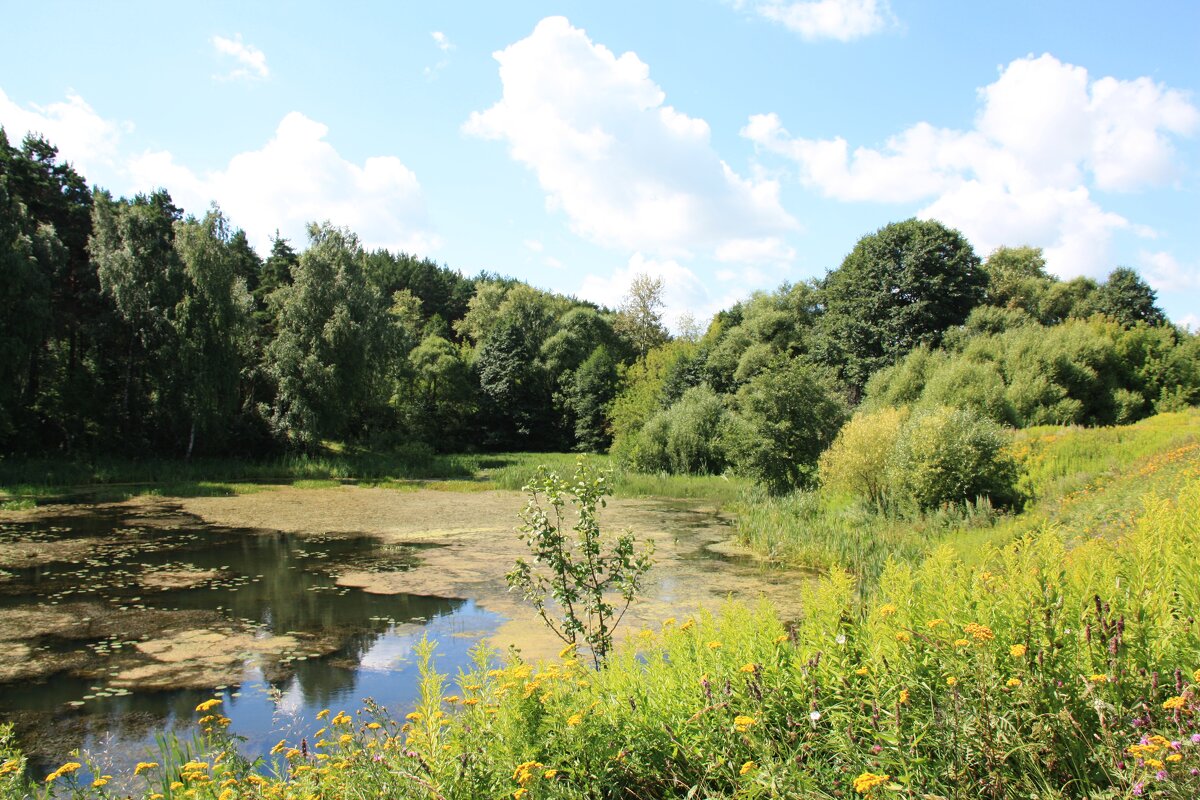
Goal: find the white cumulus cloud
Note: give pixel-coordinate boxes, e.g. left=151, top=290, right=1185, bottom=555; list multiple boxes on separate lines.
left=212, top=34, right=270, bottom=81
left=743, top=53, right=1200, bottom=278
left=740, top=0, right=893, bottom=41
left=1140, top=251, right=1200, bottom=293
left=0, top=87, right=126, bottom=177
left=128, top=111, right=438, bottom=254
left=465, top=16, right=797, bottom=262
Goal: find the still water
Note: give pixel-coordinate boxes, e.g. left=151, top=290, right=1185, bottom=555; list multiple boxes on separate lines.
left=0, top=506, right=500, bottom=778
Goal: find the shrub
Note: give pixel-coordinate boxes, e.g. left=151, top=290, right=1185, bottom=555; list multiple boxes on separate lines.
left=817, top=406, right=909, bottom=508
left=628, top=385, right=730, bottom=475
left=888, top=405, right=1019, bottom=509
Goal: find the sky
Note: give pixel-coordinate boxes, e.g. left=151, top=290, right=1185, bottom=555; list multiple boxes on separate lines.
left=2, top=0, right=1198, bottom=329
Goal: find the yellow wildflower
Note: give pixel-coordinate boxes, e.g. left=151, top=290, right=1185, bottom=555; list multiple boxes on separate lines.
left=170, top=782, right=185, bottom=791
left=1193, top=667, right=1200, bottom=683
left=895, top=631, right=911, bottom=643
left=1145, top=758, right=1164, bottom=769
left=740, top=663, right=757, bottom=673
left=740, top=760, right=757, bottom=775
left=680, top=619, right=695, bottom=631
left=339, top=733, right=353, bottom=745
left=954, top=638, right=970, bottom=648
left=1089, top=674, right=1109, bottom=683
left=512, top=760, right=544, bottom=786
left=878, top=603, right=897, bottom=618
left=544, top=768, right=558, bottom=779
left=406, top=712, right=425, bottom=722
left=898, top=688, right=909, bottom=704
left=707, top=641, right=722, bottom=650
left=852, top=772, right=890, bottom=794
left=663, top=617, right=676, bottom=627
left=558, top=643, right=577, bottom=658
left=92, top=776, right=111, bottom=788
left=1163, top=696, right=1187, bottom=710
left=946, top=676, right=958, bottom=687
left=1010, top=644, right=1027, bottom=658
left=567, top=713, right=583, bottom=727
left=773, top=634, right=788, bottom=644
left=926, top=618, right=945, bottom=629
left=316, top=708, right=330, bottom=720
left=513, top=790, right=528, bottom=800
left=463, top=698, right=480, bottom=706
left=733, top=715, right=757, bottom=733
left=1006, top=678, right=1022, bottom=688
left=134, top=761, right=159, bottom=776
left=964, top=623, right=994, bottom=642
left=195, top=698, right=222, bottom=712
left=219, top=790, right=235, bottom=800
left=855, top=667, right=869, bottom=676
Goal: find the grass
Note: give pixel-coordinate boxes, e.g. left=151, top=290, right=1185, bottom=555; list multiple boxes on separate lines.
left=733, top=409, right=1200, bottom=590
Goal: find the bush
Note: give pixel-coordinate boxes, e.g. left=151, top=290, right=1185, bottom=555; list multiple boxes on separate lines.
left=817, top=406, right=909, bottom=508
left=628, top=385, right=730, bottom=475
left=888, top=405, right=1019, bottom=509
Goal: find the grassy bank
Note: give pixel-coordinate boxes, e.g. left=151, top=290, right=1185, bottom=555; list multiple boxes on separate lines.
left=0, top=450, right=752, bottom=507
left=733, top=409, right=1200, bottom=588
left=8, top=470, right=1199, bottom=799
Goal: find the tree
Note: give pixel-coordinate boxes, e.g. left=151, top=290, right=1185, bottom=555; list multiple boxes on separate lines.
left=264, top=223, right=392, bottom=447
left=0, top=176, right=50, bottom=440
left=475, top=319, right=547, bottom=448
left=813, top=219, right=986, bottom=400
left=173, top=209, right=256, bottom=456
left=983, top=245, right=1050, bottom=313
left=569, top=345, right=619, bottom=453
left=724, top=358, right=848, bottom=495
left=507, top=461, right=654, bottom=668
left=408, top=334, right=473, bottom=446
left=614, top=273, right=668, bottom=359
left=1092, top=267, right=1166, bottom=327
left=818, top=407, right=909, bottom=508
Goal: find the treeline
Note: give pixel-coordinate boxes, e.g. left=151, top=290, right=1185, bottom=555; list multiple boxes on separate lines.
left=2, top=129, right=1197, bottom=472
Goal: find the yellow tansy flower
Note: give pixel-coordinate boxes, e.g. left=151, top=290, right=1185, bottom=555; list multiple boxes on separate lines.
left=739, top=760, right=756, bottom=775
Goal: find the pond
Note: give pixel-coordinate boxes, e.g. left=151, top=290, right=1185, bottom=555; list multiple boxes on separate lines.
left=0, top=486, right=814, bottom=781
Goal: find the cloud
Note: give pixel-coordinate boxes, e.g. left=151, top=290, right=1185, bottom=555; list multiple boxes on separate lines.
left=465, top=16, right=797, bottom=262
left=739, top=0, right=893, bottom=41
left=1178, top=313, right=1200, bottom=333
left=0, top=87, right=125, bottom=177
left=578, top=253, right=738, bottom=333
left=1140, top=251, right=1200, bottom=293
left=743, top=54, right=1199, bottom=278
left=425, top=31, right=454, bottom=79
left=431, top=31, right=454, bottom=52
left=128, top=111, right=438, bottom=254
left=212, top=34, right=269, bottom=81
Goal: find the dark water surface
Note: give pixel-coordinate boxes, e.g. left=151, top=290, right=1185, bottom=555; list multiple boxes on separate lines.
left=0, top=506, right=500, bottom=778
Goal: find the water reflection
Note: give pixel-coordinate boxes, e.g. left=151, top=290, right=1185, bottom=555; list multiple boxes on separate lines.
left=0, top=508, right=499, bottom=777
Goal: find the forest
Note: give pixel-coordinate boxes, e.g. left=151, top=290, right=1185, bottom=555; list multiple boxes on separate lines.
left=2, top=128, right=1197, bottom=500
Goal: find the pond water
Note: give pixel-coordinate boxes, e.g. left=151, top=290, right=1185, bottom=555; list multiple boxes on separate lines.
left=0, top=490, right=810, bottom=781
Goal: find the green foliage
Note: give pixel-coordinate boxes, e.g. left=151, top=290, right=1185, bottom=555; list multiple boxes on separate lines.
left=568, top=346, right=619, bottom=453
left=1093, top=266, right=1166, bottom=326
left=264, top=223, right=393, bottom=447
left=724, top=359, right=847, bottom=494
left=613, top=273, right=668, bottom=359
left=814, top=218, right=986, bottom=397
left=888, top=405, right=1019, bottom=510
left=818, top=406, right=909, bottom=508
left=608, top=340, right=696, bottom=460
left=506, top=461, right=654, bottom=668
left=627, top=385, right=730, bottom=475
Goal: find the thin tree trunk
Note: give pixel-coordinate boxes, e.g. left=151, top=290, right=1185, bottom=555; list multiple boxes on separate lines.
left=186, top=419, right=195, bottom=461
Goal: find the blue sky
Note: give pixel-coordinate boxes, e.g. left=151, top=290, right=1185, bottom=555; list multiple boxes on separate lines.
left=2, top=1, right=1198, bottom=328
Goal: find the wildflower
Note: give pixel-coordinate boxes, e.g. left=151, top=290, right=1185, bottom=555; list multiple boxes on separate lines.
left=662, top=618, right=676, bottom=628
left=367, top=722, right=382, bottom=730
left=0, top=760, right=20, bottom=777
left=740, top=663, right=757, bottom=673
left=1163, top=696, right=1187, bottom=710
left=558, top=643, right=577, bottom=659
left=92, top=776, right=112, bottom=788
left=1007, top=678, right=1023, bottom=688
left=513, top=790, right=528, bottom=800
left=339, top=734, right=353, bottom=745
left=134, top=761, right=159, bottom=776
left=463, top=698, right=480, bottom=706
left=898, top=689, right=909, bottom=704
left=734, top=715, right=757, bottom=733
left=1192, top=734, right=1200, bottom=744
left=895, top=631, right=911, bottom=643
left=740, top=760, right=756, bottom=775
left=512, top=761, right=544, bottom=786
left=316, top=709, right=331, bottom=720
left=878, top=603, right=897, bottom=618
left=45, top=762, right=83, bottom=782
left=195, top=698, right=222, bottom=712
left=852, top=772, right=890, bottom=794
left=1089, top=674, right=1110, bottom=684
left=954, top=639, right=970, bottom=648
left=680, top=619, right=695, bottom=630
left=170, top=782, right=185, bottom=791
left=836, top=634, right=847, bottom=645
left=773, top=634, right=788, bottom=644
left=809, top=710, right=821, bottom=722
left=270, top=739, right=288, bottom=755
left=1194, top=668, right=1200, bottom=683
left=707, top=641, right=722, bottom=650
left=1010, top=644, right=1027, bottom=658
left=964, top=623, right=994, bottom=642
left=855, top=667, right=869, bottom=676
left=1168, top=754, right=1183, bottom=763
left=543, top=769, right=558, bottom=779
left=926, top=618, right=945, bottom=629
left=406, top=712, right=425, bottom=722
